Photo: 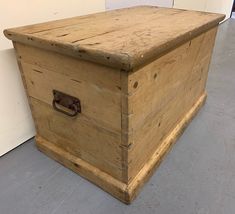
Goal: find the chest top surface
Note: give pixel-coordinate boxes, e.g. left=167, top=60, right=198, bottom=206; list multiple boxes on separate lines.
left=4, top=6, right=224, bottom=71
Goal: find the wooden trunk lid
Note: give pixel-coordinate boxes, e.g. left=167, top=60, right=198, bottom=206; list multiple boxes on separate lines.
left=4, top=6, right=225, bottom=71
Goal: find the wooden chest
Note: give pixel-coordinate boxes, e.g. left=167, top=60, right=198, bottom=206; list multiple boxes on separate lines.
left=4, top=6, right=224, bottom=203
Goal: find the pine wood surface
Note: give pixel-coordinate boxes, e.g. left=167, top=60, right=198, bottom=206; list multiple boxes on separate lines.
left=123, top=27, right=218, bottom=181
left=4, top=6, right=224, bottom=70
left=4, top=6, right=224, bottom=203
left=36, top=92, right=207, bottom=204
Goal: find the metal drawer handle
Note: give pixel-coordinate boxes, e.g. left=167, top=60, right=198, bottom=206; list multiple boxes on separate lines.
left=52, top=90, right=81, bottom=117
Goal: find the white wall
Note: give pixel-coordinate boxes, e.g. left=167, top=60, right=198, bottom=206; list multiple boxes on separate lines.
left=174, top=0, right=233, bottom=20
left=106, top=0, right=173, bottom=10
left=173, top=0, right=207, bottom=11
left=205, top=0, right=234, bottom=20
left=0, top=0, right=105, bottom=156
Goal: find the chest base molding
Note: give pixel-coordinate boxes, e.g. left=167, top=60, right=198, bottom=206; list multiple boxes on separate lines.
left=36, top=92, right=206, bottom=204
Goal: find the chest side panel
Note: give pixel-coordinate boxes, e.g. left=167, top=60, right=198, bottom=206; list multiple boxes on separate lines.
left=14, top=43, right=124, bottom=181
left=123, top=27, right=218, bottom=182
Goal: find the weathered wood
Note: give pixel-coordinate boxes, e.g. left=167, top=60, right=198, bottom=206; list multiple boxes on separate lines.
left=31, top=98, right=123, bottom=180
left=123, top=27, right=218, bottom=181
left=36, top=135, right=129, bottom=203
left=14, top=43, right=121, bottom=132
left=5, top=6, right=224, bottom=203
left=13, top=42, right=125, bottom=181
left=126, top=93, right=207, bottom=202
left=36, top=92, right=206, bottom=204
left=4, top=6, right=224, bottom=70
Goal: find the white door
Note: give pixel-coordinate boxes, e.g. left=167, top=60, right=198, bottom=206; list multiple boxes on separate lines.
left=0, top=0, right=105, bottom=156
left=174, top=0, right=233, bottom=20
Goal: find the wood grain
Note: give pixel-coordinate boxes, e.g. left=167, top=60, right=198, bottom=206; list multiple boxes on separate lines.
left=36, top=135, right=128, bottom=203
left=31, top=98, right=123, bottom=180
left=126, top=93, right=207, bottom=202
left=4, top=6, right=225, bottom=70
left=15, top=43, right=121, bottom=132
left=5, top=6, right=222, bottom=203
left=36, top=92, right=206, bottom=204
left=123, top=27, right=218, bottom=181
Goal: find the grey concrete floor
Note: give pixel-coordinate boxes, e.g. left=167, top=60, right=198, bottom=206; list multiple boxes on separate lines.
left=1, top=20, right=235, bottom=214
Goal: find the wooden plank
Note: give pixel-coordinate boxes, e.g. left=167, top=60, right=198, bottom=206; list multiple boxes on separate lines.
left=120, top=71, right=130, bottom=182
left=31, top=98, right=123, bottom=181
left=4, top=7, right=225, bottom=70
left=74, top=10, right=222, bottom=68
left=36, top=135, right=129, bottom=203
left=15, top=43, right=121, bottom=132
left=14, top=42, right=125, bottom=181
left=32, top=8, right=177, bottom=43
left=15, top=43, right=121, bottom=94
left=127, top=28, right=217, bottom=131
left=36, top=92, right=207, bottom=204
left=128, top=89, right=206, bottom=180
left=126, top=93, right=207, bottom=202
left=15, top=42, right=130, bottom=182
left=21, top=62, right=121, bottom=132
left=6, top=6, right=158, bottom=34
left=124, top=27, right=218, bottom=181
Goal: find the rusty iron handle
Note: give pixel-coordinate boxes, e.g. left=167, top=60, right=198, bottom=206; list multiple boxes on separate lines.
left=52, top=90, right=81, bottom=117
